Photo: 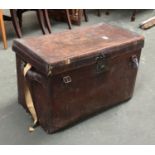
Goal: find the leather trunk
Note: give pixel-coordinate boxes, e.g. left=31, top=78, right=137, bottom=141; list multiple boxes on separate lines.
left=12, top=23, right=144, bottom=133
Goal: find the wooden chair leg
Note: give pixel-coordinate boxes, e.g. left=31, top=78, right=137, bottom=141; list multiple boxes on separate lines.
left=36, top=10, right=47, bottom=34
left=131, top=10, right=137, bottom=22
left=43, top=9, right=51, bottom=33
left=83, top=9, right=88, bottom=22
left=0, top=13, right=8, bottom=49
left=10, top=9, right=22, bottom=38
left=65, top=9, right=72, bottom=29
left=105, top=10, right=110, bottom=15
left=97, top=10, right=101, bottom=17
left=77, top=10, right=82, bottom=25
left=16, top=9, right=24, bottom=28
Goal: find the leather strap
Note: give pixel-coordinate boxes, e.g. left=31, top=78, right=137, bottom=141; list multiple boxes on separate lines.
left=23, top=63, right=38, bottom=132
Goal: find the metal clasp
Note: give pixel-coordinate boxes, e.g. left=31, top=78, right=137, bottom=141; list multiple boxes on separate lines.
left=63, top=76, right=72, bottom=84
left=131, top=55, right=139, bottom=69
left=96, top=54, right=106, bottom=73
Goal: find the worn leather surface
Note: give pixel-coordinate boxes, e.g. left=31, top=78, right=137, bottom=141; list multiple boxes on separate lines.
left=13, top=23, right=144, bottom=66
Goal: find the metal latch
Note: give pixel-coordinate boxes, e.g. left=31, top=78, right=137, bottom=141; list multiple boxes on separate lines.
left=131, top=55, right=139, bottom=69
left=96, top=54, right=106, bottom=73
left=63, top=76, right=72, bottom=84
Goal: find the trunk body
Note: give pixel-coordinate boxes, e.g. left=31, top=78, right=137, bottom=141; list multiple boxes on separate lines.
left=12, top=23, right=144, bottom=133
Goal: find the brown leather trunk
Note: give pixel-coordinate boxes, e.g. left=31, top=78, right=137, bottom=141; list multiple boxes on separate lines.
left=12, top=23, right=144, bottom=133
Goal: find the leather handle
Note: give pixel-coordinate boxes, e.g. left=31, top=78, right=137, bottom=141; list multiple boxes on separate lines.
left=20, top=61, right=44, bottom=84
left=26, top=69, right=44, bottom=84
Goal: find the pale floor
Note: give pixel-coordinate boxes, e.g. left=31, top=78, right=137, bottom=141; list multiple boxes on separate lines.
left=0, top=10, right=155, bottom=144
